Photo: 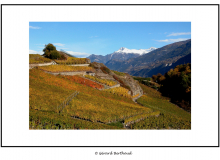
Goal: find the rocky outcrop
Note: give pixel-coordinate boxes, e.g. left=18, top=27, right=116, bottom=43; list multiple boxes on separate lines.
left=89, top=62, right=143, bottom=98
left=119, top=74, right=143, bottom=97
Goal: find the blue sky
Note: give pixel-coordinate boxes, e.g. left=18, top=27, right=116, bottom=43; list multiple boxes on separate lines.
left=29, top=22, right=191, bottom=57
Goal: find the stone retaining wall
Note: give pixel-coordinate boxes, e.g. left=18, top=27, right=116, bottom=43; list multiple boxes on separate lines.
left=29, top=62, right=55, bottom=69
left=29, top=62, right=90, bottom=69
left=43, top=71, right=87, bottom=76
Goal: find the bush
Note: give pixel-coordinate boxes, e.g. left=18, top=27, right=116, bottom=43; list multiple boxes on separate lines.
left=159, top=63, right=191, bottom=111
left=152, top=75, right=157, bottom=82
left=152, top=85, right=158, bottom=90
left=100, top=66, right=110, bottom=74
left=50, top=50, right=61, bottom=59
left=43, top=43, right=57, bottom=58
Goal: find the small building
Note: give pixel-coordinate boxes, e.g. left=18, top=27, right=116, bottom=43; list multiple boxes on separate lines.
left=86, top=71, right=95, bottom=76
left=51, top=61, right=57, bottom=65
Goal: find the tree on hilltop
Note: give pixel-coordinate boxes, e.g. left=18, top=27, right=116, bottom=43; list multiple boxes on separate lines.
left=43, top=43, right=61, bottom=59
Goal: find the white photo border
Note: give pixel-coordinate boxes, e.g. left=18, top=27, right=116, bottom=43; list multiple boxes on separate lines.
left=1, top=4, right=219, bottom=147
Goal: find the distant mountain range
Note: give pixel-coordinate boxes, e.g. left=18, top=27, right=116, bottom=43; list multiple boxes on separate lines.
left=87, top=39, right=191, bottom=77
left=87, top=47, right=157, bottom=64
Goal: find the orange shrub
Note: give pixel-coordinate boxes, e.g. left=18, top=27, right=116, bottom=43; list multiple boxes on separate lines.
left=64, top=76, right=104, bottom=89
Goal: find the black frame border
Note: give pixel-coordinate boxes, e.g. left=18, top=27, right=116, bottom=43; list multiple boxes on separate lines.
left=1, top=3, right=219, bottom=147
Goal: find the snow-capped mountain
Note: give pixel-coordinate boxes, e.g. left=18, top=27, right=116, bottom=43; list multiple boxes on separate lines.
left=87, top=47, right=157, bottom=64
left=105, top=39, right=191, bottom=77
left=114, top=47, right=157, bottom=55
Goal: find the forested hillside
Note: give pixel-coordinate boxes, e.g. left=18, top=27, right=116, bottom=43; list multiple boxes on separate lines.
left=152, top=63, right=191, bottom=111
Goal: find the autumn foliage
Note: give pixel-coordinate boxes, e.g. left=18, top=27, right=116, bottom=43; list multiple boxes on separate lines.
left=154, top=63, right=191, bottom=111
left=29, top=68, right=150, bottom=129
left=29, top=54, right=52, bottom=64
left=135, top=95, right=191, bottom=129
left=38, top=65, right=93, bottom=72
left=64, top=75, right=104, bottom=89
left=85, top=75, right=117, bottom=86
left=55, top=57, right=90, bottom=65
left=104, top=87, right=131, bottom=98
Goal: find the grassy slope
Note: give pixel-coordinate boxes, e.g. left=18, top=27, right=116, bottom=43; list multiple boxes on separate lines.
left=38, top=65, right=93, bottom=72
left=29, top=54, right=52, bottom=64
left=29, top=69, right=190, bottom=129
left=131, top=84, right=191, bottom=129
left=29, top=69, right=152, bottom=129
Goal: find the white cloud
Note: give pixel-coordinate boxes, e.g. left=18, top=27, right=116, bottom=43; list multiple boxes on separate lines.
left=29, top=26, right=41, bottom=29
left=156, top=38, right=190, bottom=43
left=53, top=43, right=65, bottom=47
left=29, top=50, right=43, bottom=55
left=66, top=51, right=90, bottom=58
left=167, top=32, right=191, bottom=37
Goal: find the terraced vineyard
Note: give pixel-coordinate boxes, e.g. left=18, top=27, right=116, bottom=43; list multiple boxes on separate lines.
left=29, top=54, right=52, bottom=64
left=112, top=70, right=126, bottom=76
left=64, top=75, right=104, bottom=89
left=29, top=67, right=191, bottom=129
left=38, top=65, right=93, bottom=72
left=104, top=87, right=131, bottom=98
left=130, top=84, right=191, bottom=129
left=29, top=69, right=155, bottom=129
left=84, top=75, right=117, bottom=86
left=30, top=108, right=121, bottom=129
left=124, top=111, right=160, bottom=126
left=55, top=57, right=90, bottom=65
left=62, top=92, right=152, bottom=123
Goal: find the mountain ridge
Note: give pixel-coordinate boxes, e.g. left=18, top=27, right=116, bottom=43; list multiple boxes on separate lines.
left=87, top=47, right=157, bottom=64
left=106, top=39, right=191, bottom=77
